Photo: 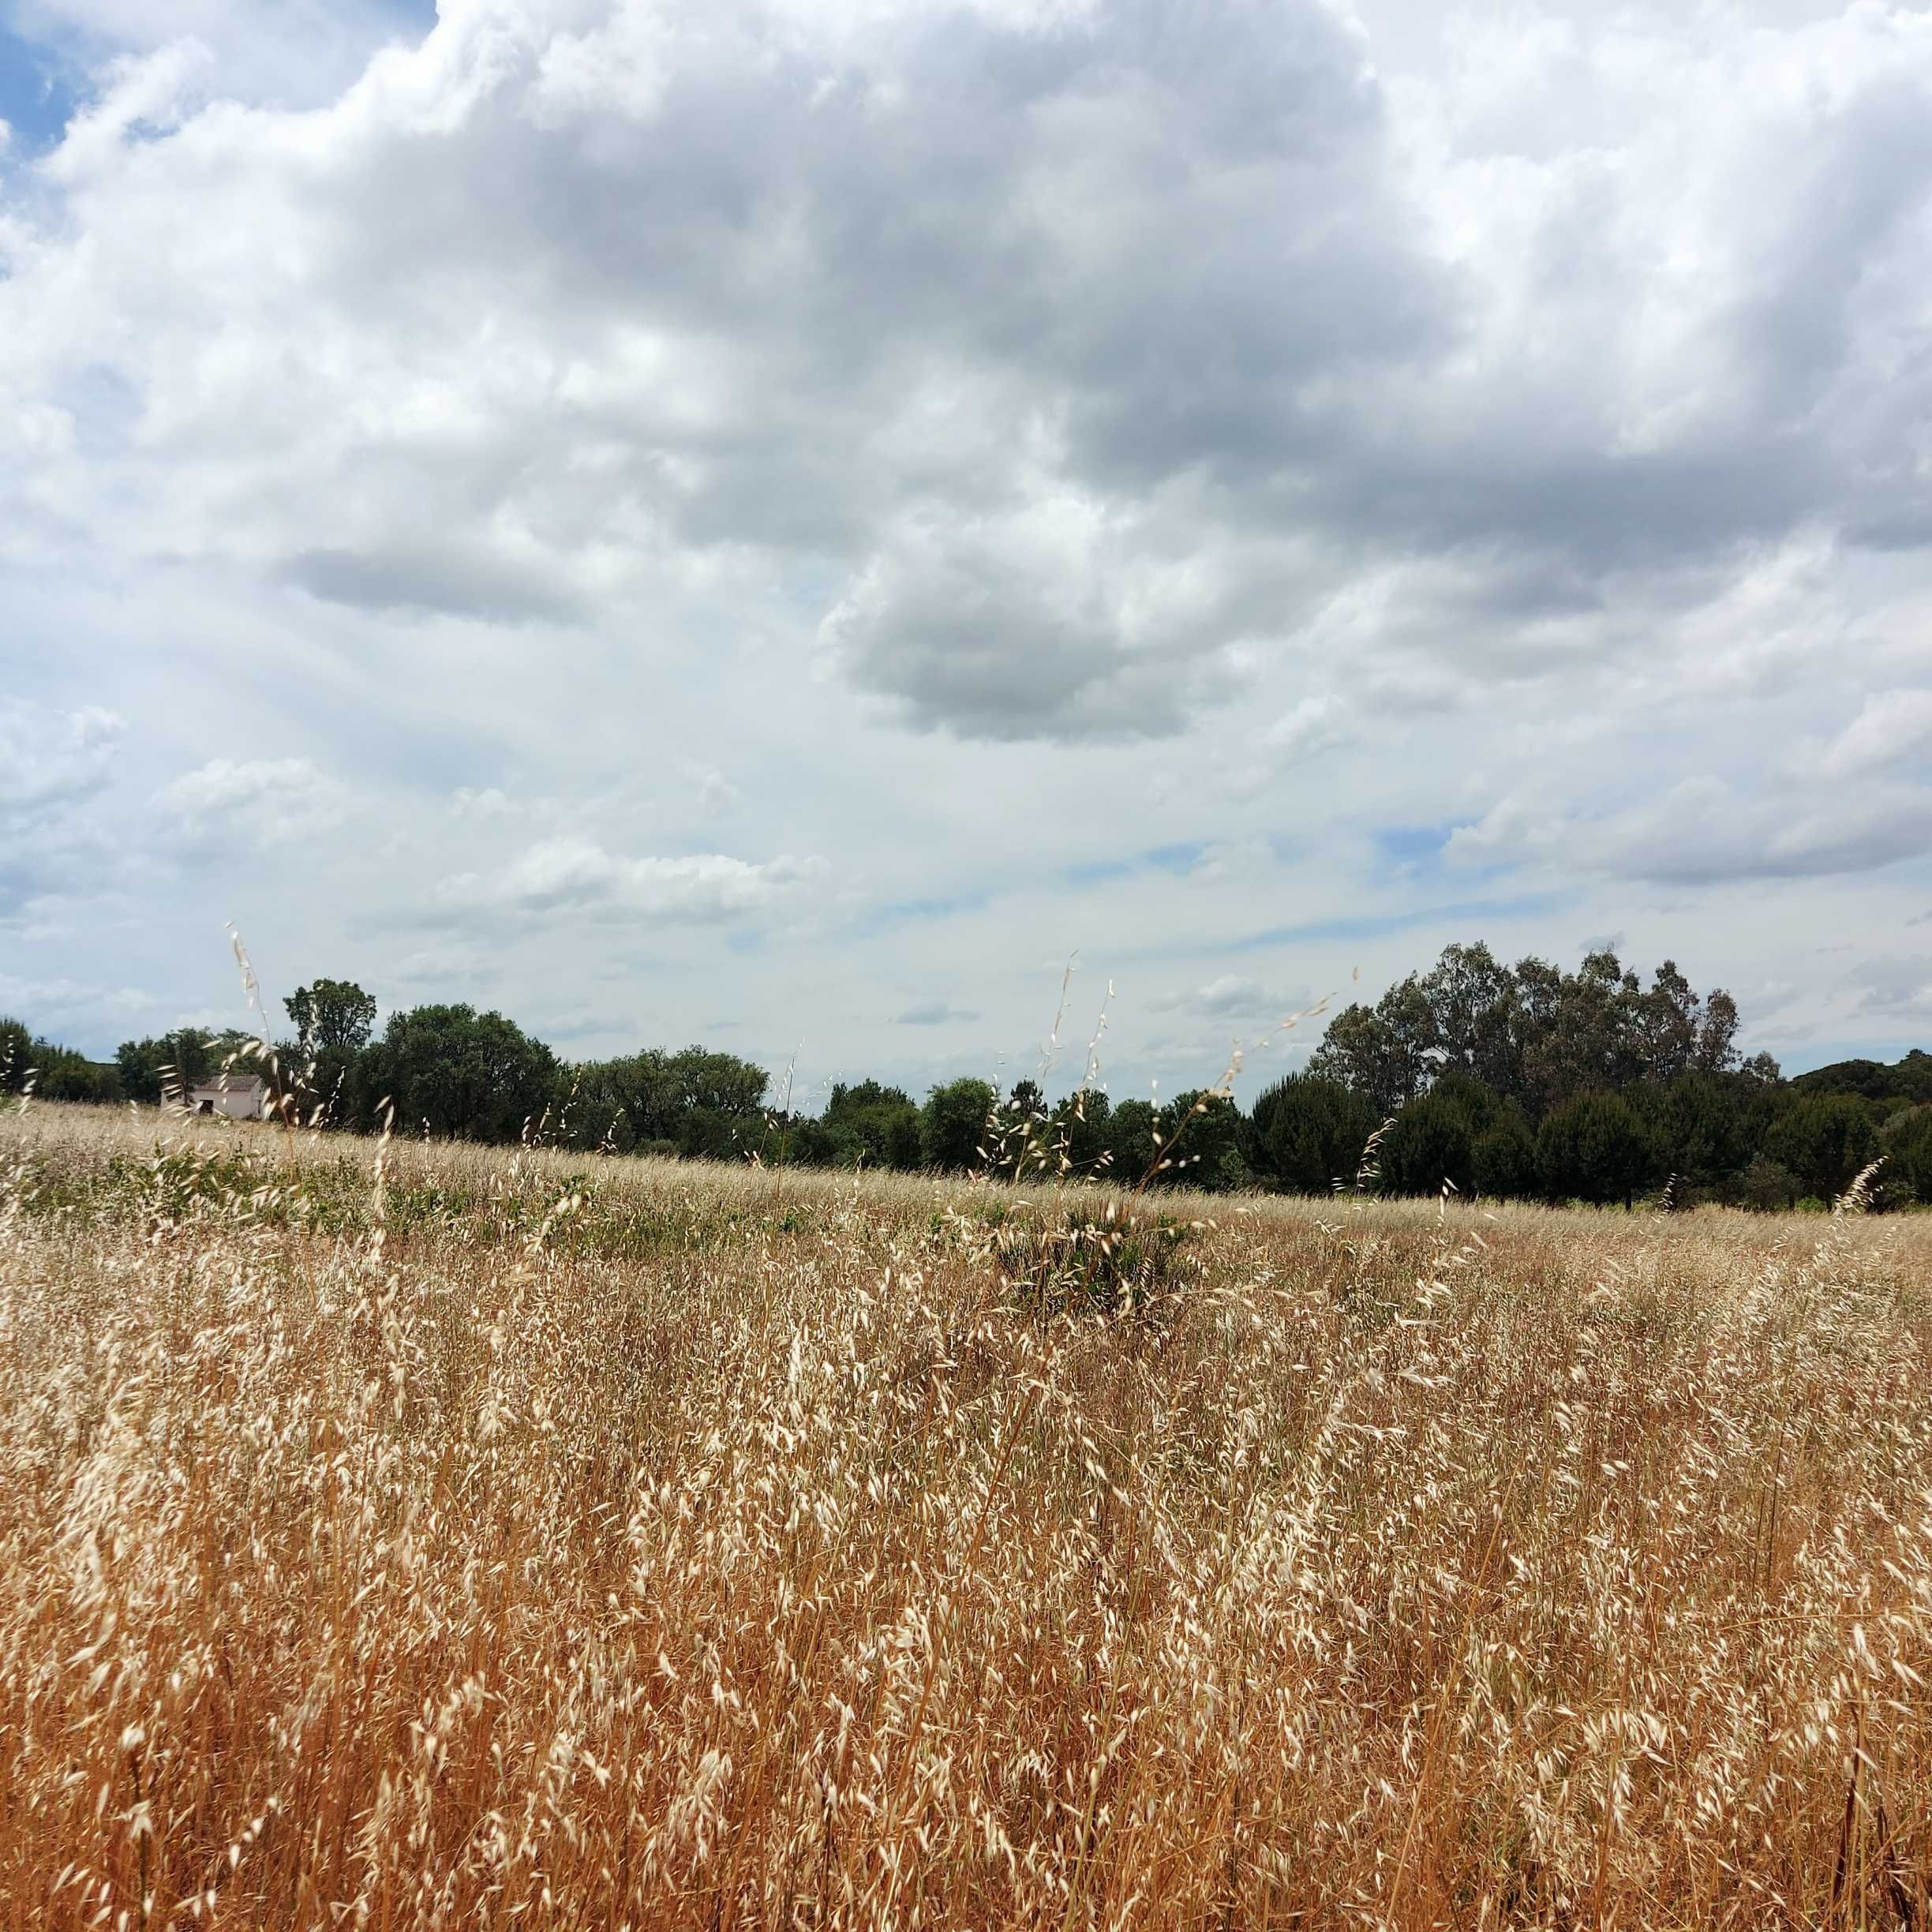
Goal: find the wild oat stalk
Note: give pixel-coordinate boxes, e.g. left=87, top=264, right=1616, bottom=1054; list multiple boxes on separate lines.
left=0, top=1103, right=1928, bottom=1928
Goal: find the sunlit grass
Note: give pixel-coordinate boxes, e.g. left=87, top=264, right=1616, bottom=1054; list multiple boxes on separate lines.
left=2, top=1103, right=1929, bottom=1927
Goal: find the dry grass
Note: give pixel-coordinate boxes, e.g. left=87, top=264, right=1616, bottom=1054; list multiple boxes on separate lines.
left=2, top=1102, right=1930, bottom=1929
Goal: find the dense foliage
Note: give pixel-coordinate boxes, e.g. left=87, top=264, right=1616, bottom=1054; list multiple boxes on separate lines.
left=6, top=938, right=1930, bottom=1206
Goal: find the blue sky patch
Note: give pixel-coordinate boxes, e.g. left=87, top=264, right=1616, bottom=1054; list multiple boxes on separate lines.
left=1374, top=823, right=1458, bottom=870
left=0, top=25, right=79, bottom=153
left=1065, top=841, right=1207, bottom=889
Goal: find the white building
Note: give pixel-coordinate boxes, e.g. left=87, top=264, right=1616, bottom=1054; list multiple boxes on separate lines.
left=185, top=1073, right=268, bottom=1119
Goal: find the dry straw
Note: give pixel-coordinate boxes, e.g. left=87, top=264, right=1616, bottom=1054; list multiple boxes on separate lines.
left=0, top=1096, right=1928, bottom=1928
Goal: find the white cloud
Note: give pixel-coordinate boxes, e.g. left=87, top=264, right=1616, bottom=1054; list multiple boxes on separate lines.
left=1263, top=694, right=1352, bottom=762
left=1448, top=776, right=1932, bottom=886
left=3, top=0, right=1932, bottom=1075
left=0, top=702, right=125, bottom=819
left=153, top=757, right=351, bottom=848
left=440, top=835, right=827, bottom=922
left=0, top=971, right=158, bottom=1022
left=1806, top=689, right=1932, bottom=780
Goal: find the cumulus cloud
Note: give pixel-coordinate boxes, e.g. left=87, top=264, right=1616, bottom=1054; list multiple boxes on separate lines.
left=0, top=702, right=125, bottom=822
left=13, top=0, right=1930, bottom=740
left=5, top=0, right=1932, bottom=1071
left=153, top=757, right=351, bottom=848
left=440, top=836, right=826, bottom=923
left=1263, top=694, right=1353, bottom=762
left=1803, top=690, right=1932, bottom=781
left=1153, top=975, right=1304, bottom=1020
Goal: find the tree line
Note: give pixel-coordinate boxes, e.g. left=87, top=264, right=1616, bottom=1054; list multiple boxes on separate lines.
left=5, top=942, right=1930, bottom=1208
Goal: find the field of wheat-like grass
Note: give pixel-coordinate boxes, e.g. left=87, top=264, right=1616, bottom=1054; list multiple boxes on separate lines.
left=1, top=1101, right=1929, bottom=1929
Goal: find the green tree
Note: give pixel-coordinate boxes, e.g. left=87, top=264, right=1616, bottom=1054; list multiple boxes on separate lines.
left=560, top=1046, right=768, bottom=1159
left=1308, top=942, right=1745, bottom=1124
left=29, top=1042, right=122, bottom=1103
left=1471, top=1113, right=1539, bottom=1199
left=114, top=1030, right=217, bottom=1104
left=1007, top=1078, right=1046, bottom=1122
left=1380, top=1084, right=1482, bottom=1197
left=285, top=978, right=378, bottom=1055
left=1379, top=1073, right=1518, bottom=1198
left=822, top=1079, right=923, bottom=1170
left=1649, top=1072, right=1767, bottom=1200
left=1740, top=1154, right=1801, bottom=1211
left=920, top=1078, right=997, bottom=1171
left=1537, top=1091, right=1662, bottom=1208
left=1881, top=1106, right=1932, bottom=1204
left=1308, top=979, right=1440, bottom=1115
left=1764, top=1095, right=1878, bottom=1203
left=1635, top=960, right=1701, bottom=1084
left=0, top=1017, right=32, bottom=1092
left=360, top=1005, right=558, bottom=1143
left=1157, top=1091, right=1246, bottom=1191
left=1417, top=942, right=1530, bottom=1102
left=1525, top=952, right=1645, bottom=1113
left=0, top=1020, right=122, bottom=1103
left=1245, top=1073, right=1376, bottom=1195
left=1105, top=1099, right=1161, bottom=1186
left=1046, top=1088, right=1113, bottom=1178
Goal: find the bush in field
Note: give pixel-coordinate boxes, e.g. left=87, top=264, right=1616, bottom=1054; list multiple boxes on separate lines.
left=988, top=1203, right=1198, bottom=1321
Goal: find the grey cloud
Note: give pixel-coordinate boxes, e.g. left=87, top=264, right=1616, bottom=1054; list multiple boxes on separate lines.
left=0, top=702, right=125, bottom=823
left=13, top=0, right=1932, bottom=743
left=896, top=1002, right=981, bottom=1027
left=1152, top=974, right=1302, bottom=1020
left=820, top=505, right=1294, bottom=740
left=1452, top=778, right=1932, bottom=887
left=1850, top=958, right=1932, bottom=1023
left=284, top=545, right=582, bottom=624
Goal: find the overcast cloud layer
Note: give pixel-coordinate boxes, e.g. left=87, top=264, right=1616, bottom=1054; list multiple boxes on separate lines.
left=3, top=0, right=1932, bottom=1103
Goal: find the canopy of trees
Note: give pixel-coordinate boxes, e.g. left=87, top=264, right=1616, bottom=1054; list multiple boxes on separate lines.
left=5, top=943, right=1930, bottom=1210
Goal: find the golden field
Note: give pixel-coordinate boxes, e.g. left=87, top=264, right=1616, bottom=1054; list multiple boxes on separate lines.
left=1, top=1103, right=1929, bottom=1929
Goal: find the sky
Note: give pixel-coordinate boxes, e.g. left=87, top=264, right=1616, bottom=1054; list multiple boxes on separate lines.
left=4, top=0, right=1932, bottom=1110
